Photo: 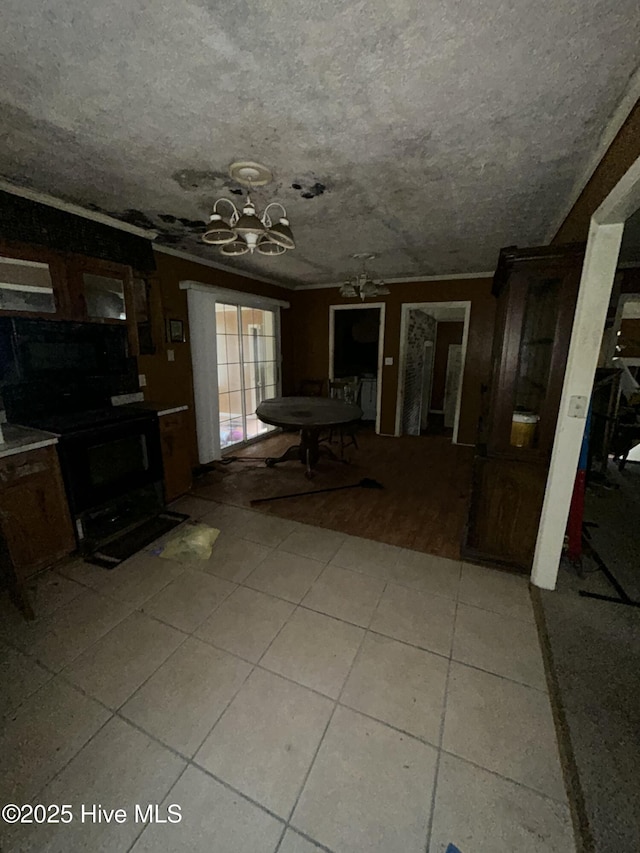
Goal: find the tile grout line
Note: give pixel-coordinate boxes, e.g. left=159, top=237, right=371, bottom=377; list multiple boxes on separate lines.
left=123, top=763, right=191, bottom=853
left=275, top=585, right=386, bottom=853
left=423, top=577, right=461, bottom=853
left=437, top=748, right=573, bottom=808
left=21, top=709, right=116, bottom=811
left=274, top=574, right=391, bottom=848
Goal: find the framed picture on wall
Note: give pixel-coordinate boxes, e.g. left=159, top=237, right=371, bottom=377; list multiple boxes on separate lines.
left=166, top=318, right=185, bottom=343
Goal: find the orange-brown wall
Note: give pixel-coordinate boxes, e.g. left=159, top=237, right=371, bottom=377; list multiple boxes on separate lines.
left=137, top=249, right=295, bottom=466
left=288, top=279, right=495, bottom=444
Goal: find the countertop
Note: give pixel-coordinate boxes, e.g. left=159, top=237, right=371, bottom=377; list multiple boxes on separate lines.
left=0, top=424, right=59, bottom=460
left=125, top=401, right=189, bottom=417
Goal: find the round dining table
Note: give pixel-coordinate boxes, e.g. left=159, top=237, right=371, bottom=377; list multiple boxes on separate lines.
left=256, top=396, right=362, bottom=477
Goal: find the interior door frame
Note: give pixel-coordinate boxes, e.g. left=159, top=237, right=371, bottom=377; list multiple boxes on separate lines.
left=394, top=301, right=471, bottom=444
left=532, top=154, right=640, bottom=589
left=328, top=302, right=385, bottom=434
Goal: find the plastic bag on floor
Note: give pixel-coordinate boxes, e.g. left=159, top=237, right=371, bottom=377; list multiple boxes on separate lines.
left=155, top=522, right=220, bottom=562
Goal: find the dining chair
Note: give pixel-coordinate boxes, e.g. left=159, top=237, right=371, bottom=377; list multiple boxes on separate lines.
left=298, top=378, right=326, bottom=397
left=328, top=377, right=362, bottom=454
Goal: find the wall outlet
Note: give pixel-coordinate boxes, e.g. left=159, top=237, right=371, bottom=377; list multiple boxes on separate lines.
left=167, top=349, right=175, bottom=362
left=384, top=356, right=394, bottom=366
left=138, top=374, right=147, bottom=387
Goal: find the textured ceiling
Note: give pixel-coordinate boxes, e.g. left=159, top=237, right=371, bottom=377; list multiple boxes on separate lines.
left=0, top=0, right=638, bottom=287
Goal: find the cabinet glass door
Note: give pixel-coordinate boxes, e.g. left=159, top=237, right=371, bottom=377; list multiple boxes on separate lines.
left=215, top=303, right=278, bottom=450
left=0, top=258, right=56, bottom=313
left=83, top=273, right=127, bottom=320
left=512, top=276, right=561, bottom=449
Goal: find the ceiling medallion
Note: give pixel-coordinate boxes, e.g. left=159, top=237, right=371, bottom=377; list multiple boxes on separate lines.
left=339, top=253, right=390, bottom=301
left=202, top=161, right=294, bottom=257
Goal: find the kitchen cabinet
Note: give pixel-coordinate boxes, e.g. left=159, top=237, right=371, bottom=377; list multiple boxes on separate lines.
left=0, top=444, right=76, bottom=617
left=463, top=243, right=585, bottom=572
left=159, top=410, right=193, bottom=502
left=0, top=238, right=148, bottom=356
left=0, top=241, right=67, bottom=316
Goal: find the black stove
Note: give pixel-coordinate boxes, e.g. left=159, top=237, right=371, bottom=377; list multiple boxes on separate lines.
left=0, top=317, right=166, bottom=553
left=24, top=405, right=153, bottom=436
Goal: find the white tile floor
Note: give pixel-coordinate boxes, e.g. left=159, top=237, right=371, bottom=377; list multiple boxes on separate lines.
left=0, top=498, right=576, bottom=853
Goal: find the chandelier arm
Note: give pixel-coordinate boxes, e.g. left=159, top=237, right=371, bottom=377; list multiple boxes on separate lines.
left=263, top=202, right=287, bottom=221
left=213, top=197, right=240, bottom=224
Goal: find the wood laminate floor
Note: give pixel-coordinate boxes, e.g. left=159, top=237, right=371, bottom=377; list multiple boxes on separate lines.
left=191, top=429, right=474, bottom=560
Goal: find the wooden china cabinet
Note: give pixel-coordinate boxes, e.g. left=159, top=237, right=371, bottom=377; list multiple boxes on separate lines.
left=463, top=243, right=585, bottom=572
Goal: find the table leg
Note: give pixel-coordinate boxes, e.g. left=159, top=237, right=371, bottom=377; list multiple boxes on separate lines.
left=265, top=427, right=348, bottom=475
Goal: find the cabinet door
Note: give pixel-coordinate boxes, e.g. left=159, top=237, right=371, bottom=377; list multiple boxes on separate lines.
left=490, top=255, right=582, bottom=457
left=159, top=413, right=192, bottom=502
left=464, top=455, right=547, bottom=571
left=0, top=447, right=75, bottom=576
left=0, top=241, right=68, bottom=318
left=66, top=257, right=139, bottom=352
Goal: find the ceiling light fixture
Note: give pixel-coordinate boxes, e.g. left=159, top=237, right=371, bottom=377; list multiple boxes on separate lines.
left=339, top=253, right=390, bottom=301
left=203, top=161, right=294, bottom=257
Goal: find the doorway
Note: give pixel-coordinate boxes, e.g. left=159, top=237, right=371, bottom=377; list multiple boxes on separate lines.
left=395, top=301, right=470, bottom=443
left=329, top=303, right=385, bottom=432
left=182, top=281, right=288, bottom=464
left=215, top=303, right=279, bottom=451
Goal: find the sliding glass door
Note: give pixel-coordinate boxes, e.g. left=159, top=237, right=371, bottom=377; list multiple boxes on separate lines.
left=215, top=304, right=279, bottom=450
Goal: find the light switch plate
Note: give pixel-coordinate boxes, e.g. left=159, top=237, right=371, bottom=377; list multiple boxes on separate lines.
left=384, top=356, right=393, bottom=366
left=568, top=395, right=588, bottom=418
left=167, top=349, right=175, bottom=362
left=138, top=374, right=147, bottom=387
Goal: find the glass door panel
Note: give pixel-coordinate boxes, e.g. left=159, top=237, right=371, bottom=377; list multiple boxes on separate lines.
left=216, top=303, right=279, bottom=450
left=83, top=273, right=127, bottom=320
left=0, top=258, right=57, bottom=313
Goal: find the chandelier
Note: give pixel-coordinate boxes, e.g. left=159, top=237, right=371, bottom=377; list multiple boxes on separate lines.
left=203, top=161, right=295, bottom=257
left=339, top=253, right=390, bottom=300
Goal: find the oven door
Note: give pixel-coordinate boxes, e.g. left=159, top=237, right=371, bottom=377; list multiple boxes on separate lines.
left=58, top=415, right=163, bottom=515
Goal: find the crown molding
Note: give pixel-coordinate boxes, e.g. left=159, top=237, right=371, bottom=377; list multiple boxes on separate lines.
left=294, top=270, right=494, bottom=290
left=153, top=244, right=296, bottom=290
left=0, top=179, right=159, bottom=239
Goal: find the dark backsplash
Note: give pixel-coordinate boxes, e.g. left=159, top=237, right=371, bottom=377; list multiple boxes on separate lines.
left=0, top=318, right=138, bottom=422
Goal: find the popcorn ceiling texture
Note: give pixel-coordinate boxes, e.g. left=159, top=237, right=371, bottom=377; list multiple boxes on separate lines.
left=0, top=0, right=638, bottom=286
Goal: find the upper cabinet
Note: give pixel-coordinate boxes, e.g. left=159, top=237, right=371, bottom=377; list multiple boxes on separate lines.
left=0, top=239, right=159, bottom=357
left=0, top=242, right=67, bottom=317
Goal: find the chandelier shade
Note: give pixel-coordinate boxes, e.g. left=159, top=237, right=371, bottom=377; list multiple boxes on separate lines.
left=202, top=211, right=237, bottom=245
left=202, top=162, right=294, bottom=257
left=220, top=239, right=249, bottom=256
